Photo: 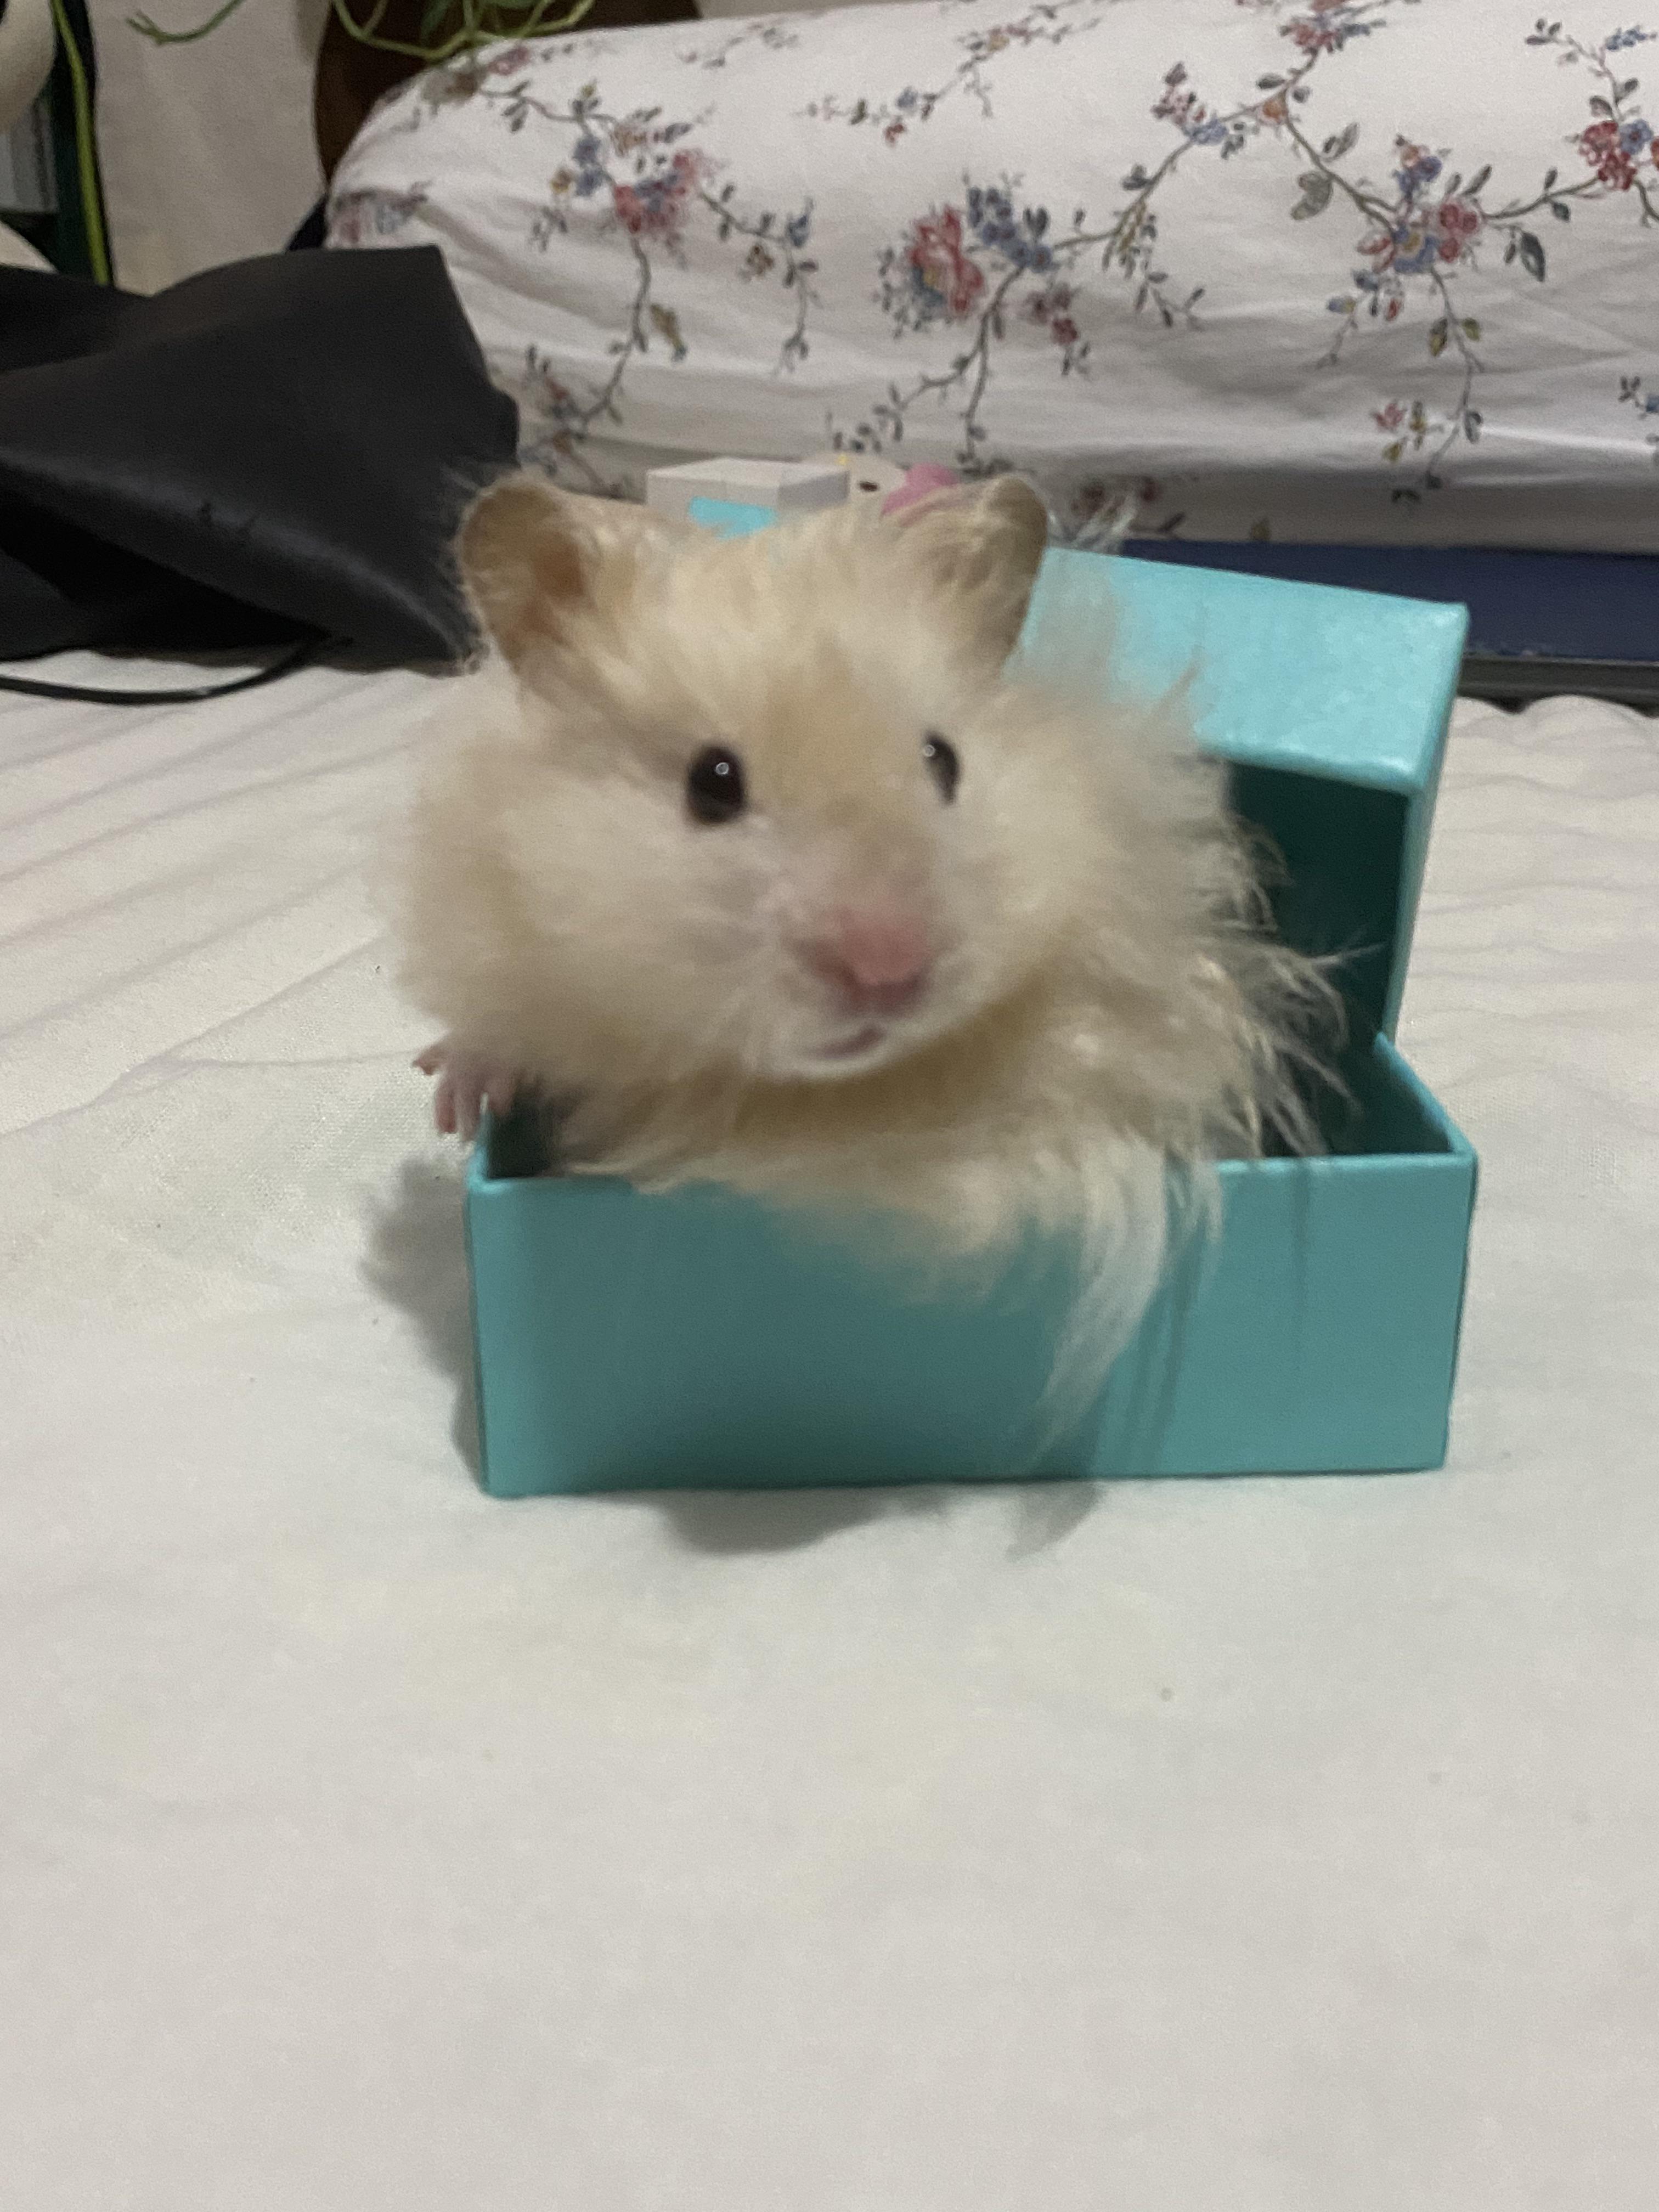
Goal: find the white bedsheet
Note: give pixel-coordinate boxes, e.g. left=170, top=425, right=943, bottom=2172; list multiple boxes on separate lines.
left=2, top=651, right=1656, bottom=2209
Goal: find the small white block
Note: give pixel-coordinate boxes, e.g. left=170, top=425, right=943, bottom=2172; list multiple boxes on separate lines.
left=805, top=452, right=907, bottom=509
left=644, top=458, right=851, bottom=522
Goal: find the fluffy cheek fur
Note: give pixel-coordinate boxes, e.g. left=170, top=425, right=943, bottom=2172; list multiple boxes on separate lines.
left=501, top=766, right=781, bottom=1081
left=395, top=733, right=766, bottom=1090
left=940, top=689, right=1121, bottom=1003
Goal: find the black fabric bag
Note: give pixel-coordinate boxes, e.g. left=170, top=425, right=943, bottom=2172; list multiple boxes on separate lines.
left=0, top=245, right=518, bottom=668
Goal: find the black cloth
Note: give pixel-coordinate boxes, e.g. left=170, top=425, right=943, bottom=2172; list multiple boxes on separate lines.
left=0, top=246, right=518, bottom=664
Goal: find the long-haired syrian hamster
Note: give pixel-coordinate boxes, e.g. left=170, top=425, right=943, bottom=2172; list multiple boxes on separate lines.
left=394, top=472, right=1334, bottom=1379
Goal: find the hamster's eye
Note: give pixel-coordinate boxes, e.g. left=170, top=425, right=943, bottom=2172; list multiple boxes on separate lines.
left=686, top=745, right=747, bottom=825
left=922, top=733, right=960, bottom=804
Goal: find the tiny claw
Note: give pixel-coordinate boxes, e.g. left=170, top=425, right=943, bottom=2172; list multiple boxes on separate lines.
left=483, top=1071, right=520, bottom=1119
left=415, top=1039, right=522, bottom=1144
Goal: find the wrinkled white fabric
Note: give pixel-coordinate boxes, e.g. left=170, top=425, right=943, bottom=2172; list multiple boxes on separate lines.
left=331, top=0, right=1659, bottom=546
left=2, top=652, right=1657, bottom=2209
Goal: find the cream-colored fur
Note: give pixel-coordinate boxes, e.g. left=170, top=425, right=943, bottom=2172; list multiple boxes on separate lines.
left=391, top=475, right=1334, bottom=1387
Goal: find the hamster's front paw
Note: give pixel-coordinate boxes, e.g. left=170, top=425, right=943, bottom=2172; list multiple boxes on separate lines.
left=413, top=1040, right=522, bottom=1142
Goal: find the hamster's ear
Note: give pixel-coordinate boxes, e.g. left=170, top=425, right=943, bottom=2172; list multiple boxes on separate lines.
left=456, top=472, right=594, bottom=669
left=890, top=475, right=1049, bottom=663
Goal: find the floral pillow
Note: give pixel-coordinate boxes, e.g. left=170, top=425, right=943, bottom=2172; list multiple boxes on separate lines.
left=330, top=0, right=1659, bottom=548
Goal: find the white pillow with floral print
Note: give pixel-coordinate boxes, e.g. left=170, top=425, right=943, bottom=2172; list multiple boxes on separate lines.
left=330, top=0, right=1659, bottom=548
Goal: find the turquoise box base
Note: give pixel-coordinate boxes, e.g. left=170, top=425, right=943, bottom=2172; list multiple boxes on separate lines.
left=462, top=529, right=1477, bottom=1496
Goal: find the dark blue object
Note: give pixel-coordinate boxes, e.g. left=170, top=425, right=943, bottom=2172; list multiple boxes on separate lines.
left=1121, top=539, right=1659, bottom=701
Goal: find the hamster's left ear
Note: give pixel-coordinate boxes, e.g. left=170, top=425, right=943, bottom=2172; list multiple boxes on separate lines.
left=889, top=475, right=1050, bottom=663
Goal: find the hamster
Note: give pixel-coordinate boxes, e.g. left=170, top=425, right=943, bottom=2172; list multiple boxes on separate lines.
left=393, top=472, right=1334, bottom=1380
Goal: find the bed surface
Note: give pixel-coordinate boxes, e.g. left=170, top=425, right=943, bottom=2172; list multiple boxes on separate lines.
left=3, top=653, right=1656, bottom=2208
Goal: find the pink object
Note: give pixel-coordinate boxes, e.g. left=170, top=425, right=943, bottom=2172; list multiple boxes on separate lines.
left=803, top=905, right=935, bottom=1015
left=879, top=464, right=962, bottom=518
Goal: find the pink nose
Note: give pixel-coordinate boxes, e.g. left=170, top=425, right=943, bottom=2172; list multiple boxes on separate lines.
left=803, top=906, right=935, bottom=1017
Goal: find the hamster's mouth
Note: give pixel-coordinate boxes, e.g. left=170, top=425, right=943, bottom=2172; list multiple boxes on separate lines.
left=776, top=995, right=963, bottom=1082
left=781, top=1022, right=900, bottom=1080
left=819, top=1024, right=887, bottom=1062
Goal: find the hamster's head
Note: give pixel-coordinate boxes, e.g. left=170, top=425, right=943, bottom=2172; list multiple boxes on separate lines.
left=452, top=471, right=1102, bottom=1088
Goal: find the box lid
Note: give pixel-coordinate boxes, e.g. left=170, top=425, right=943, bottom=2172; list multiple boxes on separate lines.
left=689, top=499, right=1469, bottom=1041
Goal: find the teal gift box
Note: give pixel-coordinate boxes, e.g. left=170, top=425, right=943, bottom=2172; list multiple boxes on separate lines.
left=463, top=501, right=1476, bottom=1496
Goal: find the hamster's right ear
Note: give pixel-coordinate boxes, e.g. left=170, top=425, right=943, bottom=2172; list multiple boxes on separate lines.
left=456, top=472, right=594, bottom=670
left=889, top=475, right=1051, bottom=666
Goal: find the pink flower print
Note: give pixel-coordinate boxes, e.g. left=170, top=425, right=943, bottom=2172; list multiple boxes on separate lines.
left=904, top=207, right=986, bottom=321
left=1025, top=280, right=1080, bottom=351
left=1288, top=16, right=1341, bottom=53
left=612, top=150, right=706, bottom=242
left=1283, top=1, right=1376, bottom=57
left=1434, top=197, right=1482, bottom=262
left=1579, top=116, right=1652, bottom=189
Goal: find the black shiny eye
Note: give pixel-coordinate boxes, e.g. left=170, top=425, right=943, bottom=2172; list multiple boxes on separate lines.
left=922, top=732, right=960, bottom=803
left=686, top=745, right=746, bottom=825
